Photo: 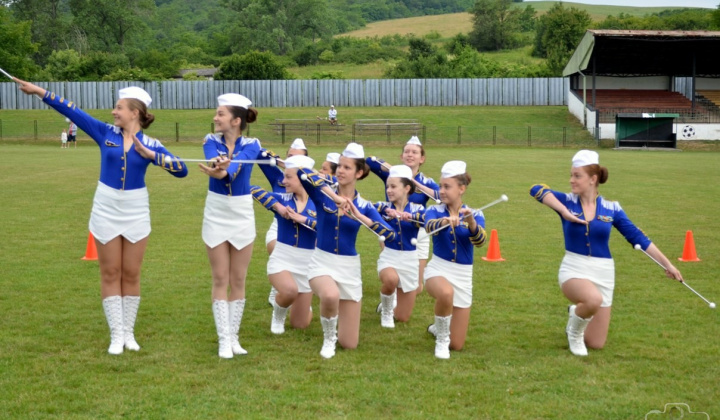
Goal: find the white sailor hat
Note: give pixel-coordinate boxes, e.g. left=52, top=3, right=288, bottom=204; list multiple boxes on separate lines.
left=388, top=165, right=413, bottom=180
left=217, top=93, right=252, bottom=109
left=572, top=150, right=599, bottom=168
left=441, top=160, right=467, bottom=179
left=330, top=105, right=335, bottom=108
left=284, top=155, right=315, bottom=170
left=118, top=87, right=152, bottom=107
left=290, top=138, right=307, bottom=150
left=406, top=136, right=422, bottom=146
left=325, top=152, right=340, bottom=164
left=342, top=142, right=364, bottom=159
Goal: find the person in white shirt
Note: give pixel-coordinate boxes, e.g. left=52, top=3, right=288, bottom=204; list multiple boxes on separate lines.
left=328, top=105, right=338, bottom=125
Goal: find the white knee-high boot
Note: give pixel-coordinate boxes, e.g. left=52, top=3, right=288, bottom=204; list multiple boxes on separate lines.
left=102, top=296, right=124, bottom=355
left=320, top=315, right=338, bottom=359
left=566, top=305, right=592, bottom=357
left=228, top=299, right=247, bottom=355
left=212, top=300, right=233, bottom=359
left=271, top=301, right=289, bottom=335
left=380, top=292, right=395, bottom=328
left=122, top=296, right=141, bottom=351
left=434, top=314, right=452, bottom=360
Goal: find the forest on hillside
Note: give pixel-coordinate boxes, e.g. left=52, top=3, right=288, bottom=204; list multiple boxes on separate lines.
left=1, top=0, right=718, bottom=81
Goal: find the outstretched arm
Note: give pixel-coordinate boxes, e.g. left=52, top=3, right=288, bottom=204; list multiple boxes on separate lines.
left=644, top=243, right=683, bottom=281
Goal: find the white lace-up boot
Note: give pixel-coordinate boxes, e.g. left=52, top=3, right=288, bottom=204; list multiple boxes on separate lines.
left=271, top=301, right=289, bottom=334
left=434, top=314, right=452, bottom=360
left=566, top=305, right=592, bottom=357
left=380, top=293, right=395, bottom=328
left=267, top=287, right=277, bottom=307
left=122, top=296, right=141, bottom=351
left=212, top=300, right=233, bottom=359
left=102, top=296, right=124, bottom=355
left=228, top=299, right=247, bottom=355
left=320, top=316, right=338, bottom=359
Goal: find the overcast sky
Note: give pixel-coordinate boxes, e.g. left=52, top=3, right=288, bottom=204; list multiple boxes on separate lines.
left=525, top=0, right=718, bottom=9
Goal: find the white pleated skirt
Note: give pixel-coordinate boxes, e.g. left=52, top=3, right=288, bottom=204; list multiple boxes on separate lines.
left=202, top=191, right=256, bottom=250
left=267, top=242, right=314, bottom=293
left=424, top=254, right=474, bottom=308
left=265, top=218, right=278, bottom=245
left=415, top=228, right=430, bottom=260
left=89, top=181, right=150, bottom=245
left=558, top=251, right=615, bottom=307
left=307, top=249, right=362, bottom=302
left=377, top=247, right=419, bottom=292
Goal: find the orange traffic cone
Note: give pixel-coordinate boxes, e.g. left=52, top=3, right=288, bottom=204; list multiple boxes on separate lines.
left=678, top=230, right=700, bottom=262
left=481, top=229, right=505, bottom=262
left=81, top=232, right=98, bottom=261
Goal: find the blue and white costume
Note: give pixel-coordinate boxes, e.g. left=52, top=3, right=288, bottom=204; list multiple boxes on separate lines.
left=423, top=204, right=486, bottom=308
left=42, top=91, right=188, bottom=244
left=367, top=156, right=439, bottom=260
left=201, top=133, right=261, bottom=249
left=375, top=201, right=425, bottom=292
left=257, top=147, right=290, bottom=246
left=300, top=168, right=395, bottom=302
left=251, top=186, right=318, bottom=293
left=530, top=184, right=651, bottom=306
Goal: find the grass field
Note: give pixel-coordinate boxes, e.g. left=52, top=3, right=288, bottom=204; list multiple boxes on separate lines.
left=1, top=142, right=718, bottom=418
left=0, top=106, right=596, bottom=148
left=341, top=2, right=698, bottom=39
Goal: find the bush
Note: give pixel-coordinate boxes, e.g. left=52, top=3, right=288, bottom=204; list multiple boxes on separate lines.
left=215, top=51, right=291, bottom=80
left=319, top=50, right=335, bottom=63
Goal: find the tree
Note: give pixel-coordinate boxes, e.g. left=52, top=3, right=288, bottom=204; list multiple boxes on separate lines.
left=44, top=49, right=83, bottom=81
left=68, top=0, right=155, bottom=52
left=468, top=0, right=523, bottom=51
left=0, top=6, right=39, bottom=79
left=215, top=51, right=291, bottom=80
left=224, top=0, right=336, bottom=55
left=4, top=0, right=70, bottom=65
left=534, top=3, right=591, bottom=75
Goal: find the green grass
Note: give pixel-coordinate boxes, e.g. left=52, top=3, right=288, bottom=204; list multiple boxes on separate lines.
left=341, top=2, right=699, bottom=40
left=287, top=62, right=395, bottom=80
left=0, top=143, right=719, bottom=418
left=0, top=106, right=595, bottom=149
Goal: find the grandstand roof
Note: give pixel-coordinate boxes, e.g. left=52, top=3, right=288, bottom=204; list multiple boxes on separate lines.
left=563, top=30, right=720, bottom=78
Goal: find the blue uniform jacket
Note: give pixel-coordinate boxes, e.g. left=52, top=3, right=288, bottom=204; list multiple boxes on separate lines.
left=375, top=201, right=425, bottom=251
left=366, top=157, right=441, bottom=204
left=530, top=184, right=651, bottom=258
left=42, top=91, right=187, bottom=190
left=299, top=169, right=396, bottom=256
left=425, top=204, right=486, bottom=265
left=203, top=134, right=260, bottom=196
left=256, top=148, right=287, bottom=193
left=250, top=186, right=318, bottom=249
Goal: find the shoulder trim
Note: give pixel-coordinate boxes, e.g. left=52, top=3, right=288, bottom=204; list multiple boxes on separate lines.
left=409, top=202, right=425, bottom=212
left=142, top=134, right=163, bottom=148
left=599, top=197, right=622, bottom=211
left=204, top=133, right=223, bottom=144
left=241, top=136, right=260, bottom=147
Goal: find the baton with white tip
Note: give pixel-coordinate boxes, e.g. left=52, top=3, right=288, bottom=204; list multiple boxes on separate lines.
left=634, top=244, right=715, bottom=309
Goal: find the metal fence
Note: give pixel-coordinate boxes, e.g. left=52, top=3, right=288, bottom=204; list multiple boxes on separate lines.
left=0, top=78, right=570, bottom=110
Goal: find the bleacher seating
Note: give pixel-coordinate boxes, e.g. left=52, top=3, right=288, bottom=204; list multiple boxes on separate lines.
left=697, top=90, right=720, bottom=108
left=575, top=89, right=693, bottom=111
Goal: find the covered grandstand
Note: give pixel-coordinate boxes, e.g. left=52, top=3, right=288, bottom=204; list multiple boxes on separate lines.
left=563, top=30, right=720, bottom=143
